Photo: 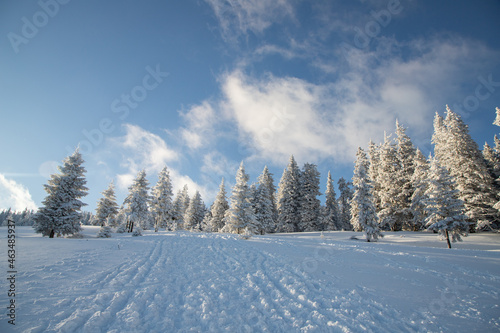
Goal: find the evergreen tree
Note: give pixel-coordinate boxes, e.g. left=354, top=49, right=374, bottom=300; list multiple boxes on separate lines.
left=350, top=148, right=382, bottom=241
left=368, top=140, right=382, bottom=213
left=323, top=171, right=340, bottom=230
left=33, top=148, right=88, bottom=238
left=184, top=191, right=205, bottom=231
left=276, top=155, right=302, bottom=232
left=181, top=185, right=191, bottom=216
left=223, top=162, right=258, bottom=234
left=424, top=157, right=468, bottom=248
left=150, top=166, right=174, bottom=231
left=377, top=133, right=402, bottom=231
left=257, top=166, right=278, bottom=228
left=408, top=149, right=429, bottom=231
left=171, top=190, right=185, bottom=231
left=483, top=142, right=500, bottom=183
left=123, top=170, right=151, bottom=231
left=94, top=181, right=119, bottom=227
left=337, top=177, right=353, bottom=231
left=395, top=120, right=416, bottom=228
left=298, top=163, right=322, bottom=232
left=493, top=107, right=500, bottom=127
left=207, top=178, right=229, bottom=232
left=434, top=106, right=499, bottom=229
left=253, top=182, right=275, bottom=234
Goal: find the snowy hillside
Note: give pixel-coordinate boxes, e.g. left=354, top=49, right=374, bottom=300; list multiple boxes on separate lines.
left=1, top=227, right=499, bottom=332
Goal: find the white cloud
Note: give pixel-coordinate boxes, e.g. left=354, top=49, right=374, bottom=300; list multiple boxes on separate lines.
left=180, top=101, right=217, bottom=149
left=204, top=0, right=295, bottom=42
left=105, top=124, right=213, bottom=202
left=109, top=124, right=179, bottom=189
left=0, top=174, right=37, bottom=211
left=216, top=37, right=500, bottom=165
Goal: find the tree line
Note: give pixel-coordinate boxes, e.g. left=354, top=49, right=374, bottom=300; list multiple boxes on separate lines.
left=31, top=106, right=500, bottom=244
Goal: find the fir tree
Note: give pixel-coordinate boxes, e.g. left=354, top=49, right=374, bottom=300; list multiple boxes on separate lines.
left=323, top=171, right=340, bottom=230
left=171, top=190, right=185, bottom=231
left=337, top=177, right=353, bottom=231
left=350, top=148, right=382, bottom=242
left=184, top=191, right=205, bottom=231
left=377, top=133, right=401, bottom=231
left=434, top=106, right=499, bottom=229
left=276, top=155, right=302, bottom=232
left=493, top=107, right=500, bottom=127
left=408, top=149, right=429, bottom=231
left=395, top=120, right=416, bottom=228
left=368, top=140, right=382, bottom=213
left=207, top=178, right=229, bottom=232
left=94, top=181, right=119, bottom=227
left=123, top=170, right=151, bottom=231
left=298, top=163, right=321, bottom=232
left=150, top=166, right=174, bottom=231
left=257, top=166, right=278, bottom=228
left=253, top=182, right=275, bottom=234
left=223, top=162, right=258, bottom=234
left=424, top=157, right=468, bottom=248
left=33, top=148, right=88, bottom=238
left=483, top=142, right=500, bottom=183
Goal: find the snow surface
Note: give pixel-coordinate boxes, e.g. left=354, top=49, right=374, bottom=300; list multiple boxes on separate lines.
left=1, top=227, right=499, bottom=332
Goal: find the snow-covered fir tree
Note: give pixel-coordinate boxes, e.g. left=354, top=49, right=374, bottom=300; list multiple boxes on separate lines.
left=253, top=181, right=275, bottom=234
left=276, top=155, right=302, bottom=232
left=184, top=191, right=205, bottom=231
left=434, top=106, right=499, bottom=229
left=181, top=185, right=191, bottom=216
left=257, top=166, right=277, bottom=228
left=223, top=162, right=259, bottom=234
left=350, top=147, right=382, bottom=242
left=337, top=177, right=353, bottom=230
left=33, top=148, right=88, bottom=238
left=323, top=171, right=340, bottom=230
left=94, top=181, right=119, bottom=227
left=171, top=189, right=186, bottom=231
left=483, top=142, right=500, bottom=184
left=150, top=166, right=174, bottom=231
left=206, top=178, right=229, bottom=232
left=494, top=107, right=500, bottom=127
left=201, top=207, right=213, bottom=232
left=298, top=163, right=321, bottom=232
left=368, top=140, right=382, bottom=212
left=114, top=205, right=128, bottom=232
left=395, top=120, right=416, bottom=228
left=424, top=156, right=468, bottom=248
left=409, top=149, right=429, bottom=231
left=123, top=170, right=151, bottom=231
left=377, top=133, right=402, bottom=231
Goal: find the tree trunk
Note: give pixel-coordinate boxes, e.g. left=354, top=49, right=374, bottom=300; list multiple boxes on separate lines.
left=445, top=229, right=452, bottom=249
left=49, top=229, right=55, bottom=238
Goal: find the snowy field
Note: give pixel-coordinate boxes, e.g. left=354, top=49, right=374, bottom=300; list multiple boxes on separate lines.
left=1, top=227, right=499, bottom=332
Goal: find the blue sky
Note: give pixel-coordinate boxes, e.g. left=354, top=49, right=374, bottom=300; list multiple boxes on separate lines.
left=1, top=0, right=500, bottom=212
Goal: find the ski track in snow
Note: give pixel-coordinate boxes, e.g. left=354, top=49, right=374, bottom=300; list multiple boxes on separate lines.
left=12, top=232, right=417, bottom=333
left=5, top=229, right=500, bottom=332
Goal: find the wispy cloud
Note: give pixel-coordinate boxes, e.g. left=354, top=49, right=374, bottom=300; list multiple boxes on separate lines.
left=179, top=101, right=217, bottom=150
left=103, top=124, right=211, bottom=200
left=208, top=37, right=500, bottom=164
left=204, top=0, right=295, bottom=43
left=0, top=174, right=37, bottom=211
